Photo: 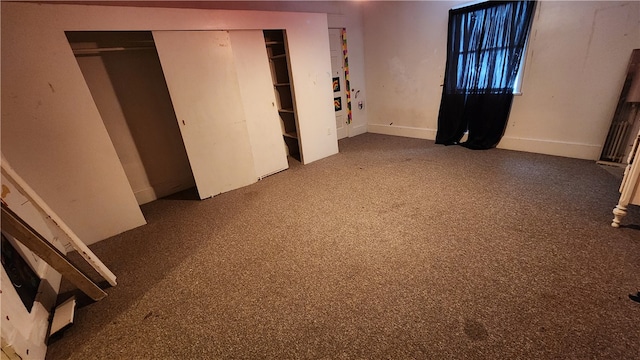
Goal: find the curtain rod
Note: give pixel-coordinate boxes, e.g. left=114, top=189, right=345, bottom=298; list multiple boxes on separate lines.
left=451, top=0, right=487, bottom=10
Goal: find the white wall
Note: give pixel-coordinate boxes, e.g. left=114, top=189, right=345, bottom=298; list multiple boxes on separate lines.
left=364, top=1, right=455, bottom=140
left=363, top=1, right=640, bottom=160
left=504, top=1, right=640, bottom=159
left=1, top=2, right=337, bottom=245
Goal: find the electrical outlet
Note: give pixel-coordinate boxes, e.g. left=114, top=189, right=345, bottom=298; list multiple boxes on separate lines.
left=327, top=128, right=331, bottom=135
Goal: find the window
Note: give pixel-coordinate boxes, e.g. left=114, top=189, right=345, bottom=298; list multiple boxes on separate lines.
left=446, top=1, right=536, bottom=95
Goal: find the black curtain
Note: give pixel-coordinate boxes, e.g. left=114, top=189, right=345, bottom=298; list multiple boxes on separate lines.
left=435, top=1, right=536, bottom=149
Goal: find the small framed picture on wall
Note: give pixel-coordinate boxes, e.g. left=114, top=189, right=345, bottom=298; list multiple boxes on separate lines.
left=334, top=97, right=342, bottom=111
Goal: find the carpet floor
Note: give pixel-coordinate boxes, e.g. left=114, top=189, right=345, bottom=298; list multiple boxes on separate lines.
left=46, top=133, right=640, bottom=359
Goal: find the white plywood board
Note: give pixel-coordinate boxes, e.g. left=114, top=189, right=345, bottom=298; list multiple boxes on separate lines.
left=229, top=30, right=289, bottom=178
left=153, top=31, right=257, bottom=199
left=0, top=14, right=147, bottom=245
left=287, top=26, right=340, bottom=164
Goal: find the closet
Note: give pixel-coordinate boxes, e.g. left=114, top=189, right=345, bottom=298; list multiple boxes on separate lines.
left=68, top=30, right=287, bottom=204
left=264, top=30, right=302, bottom=162
left=66, top=31, right=196, bottom=205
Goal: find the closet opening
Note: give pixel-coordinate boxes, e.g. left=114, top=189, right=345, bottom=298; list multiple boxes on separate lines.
left=66, top=31, right=197, bottom=206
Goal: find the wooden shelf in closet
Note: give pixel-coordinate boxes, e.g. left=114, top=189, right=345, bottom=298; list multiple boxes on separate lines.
left=283, top=131, right=298, bottom=139
left=264, top=29, right=301, bottom=162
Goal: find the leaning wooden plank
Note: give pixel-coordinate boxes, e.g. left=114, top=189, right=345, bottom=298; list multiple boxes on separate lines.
left=1, top=155, right=117, bottom=286
left=1, top=204, right=107, bottom=301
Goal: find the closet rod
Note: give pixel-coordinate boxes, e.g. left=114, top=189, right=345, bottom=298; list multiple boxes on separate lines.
left=72, top=46, right=155, bottom=55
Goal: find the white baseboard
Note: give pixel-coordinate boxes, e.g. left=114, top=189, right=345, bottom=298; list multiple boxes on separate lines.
left=366, top=124, right=602, bottom=160
left=134, top=186, right=157, bottom=205
left=497, top=136, right=602, bottom=160
left=367, top=124, right=437, bottom=140
left=349, top=123, right=368, bottom=137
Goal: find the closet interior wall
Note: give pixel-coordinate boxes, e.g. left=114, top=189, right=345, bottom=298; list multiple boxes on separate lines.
left=67, top=31, right=196, bottom=205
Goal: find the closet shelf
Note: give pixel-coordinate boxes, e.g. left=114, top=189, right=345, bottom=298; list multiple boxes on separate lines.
left=264, top=29, right=301, bottom=162
left=283, top=132, right=298, bottom=139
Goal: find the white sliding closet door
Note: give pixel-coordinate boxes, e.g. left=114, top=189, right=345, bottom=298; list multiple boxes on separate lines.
left=229, top=30, right=289, bottom=179
left=153, top=31, right=256, bottom=199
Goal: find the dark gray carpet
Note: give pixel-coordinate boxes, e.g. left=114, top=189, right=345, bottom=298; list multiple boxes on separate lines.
left=47, top=133, right=640, bottom=359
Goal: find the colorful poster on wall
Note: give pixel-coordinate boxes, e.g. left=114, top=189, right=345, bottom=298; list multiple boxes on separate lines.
left=334, top=97, right=342, bottom=111
left=333, top=77, right=340, bottom=92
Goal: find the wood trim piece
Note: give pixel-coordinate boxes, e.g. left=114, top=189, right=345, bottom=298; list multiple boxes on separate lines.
left=1, top=155, right=117, bottom=286
left=1, top=204, right=107, bottom=301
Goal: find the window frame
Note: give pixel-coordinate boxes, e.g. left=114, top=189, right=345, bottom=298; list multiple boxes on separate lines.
left=450, top=0, right=537, bottom=95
